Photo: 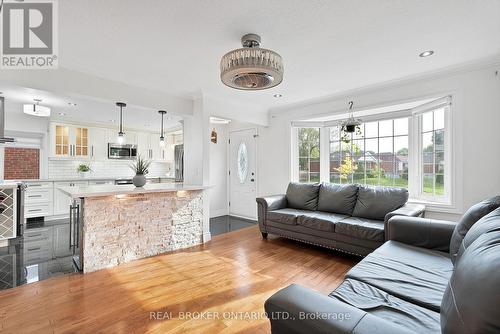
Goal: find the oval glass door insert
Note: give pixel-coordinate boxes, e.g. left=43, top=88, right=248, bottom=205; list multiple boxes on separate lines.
left=237, top=142, right=248, bottom=183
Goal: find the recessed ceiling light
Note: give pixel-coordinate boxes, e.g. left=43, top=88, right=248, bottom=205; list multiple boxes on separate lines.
left=273, top=94, right=283, bottom=98
left=68, top=102, right=77, bottom=107
left=23, top=99, right=51, bottom=117
left=109, top=119, right=116, bottom=123
left=419, top=50, right=434, bottom=58
left=58, top=112, right=66, bottom=116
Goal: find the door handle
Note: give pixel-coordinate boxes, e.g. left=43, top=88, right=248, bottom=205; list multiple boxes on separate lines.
left=250, top=179, right=255, bottom=182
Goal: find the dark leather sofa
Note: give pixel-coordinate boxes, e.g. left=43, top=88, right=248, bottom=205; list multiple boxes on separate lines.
left=264, top=196, right=500, bottom=334
left=256, top=182, right=425, bottom=256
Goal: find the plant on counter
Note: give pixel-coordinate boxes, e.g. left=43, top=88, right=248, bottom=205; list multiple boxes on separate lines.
left=77, top=163, right=92, bottom=177
left=129, top=155, right=151, bottom=187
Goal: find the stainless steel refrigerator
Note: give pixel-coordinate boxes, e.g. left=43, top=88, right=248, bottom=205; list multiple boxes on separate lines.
left=174, top=144, right=184, bottom=182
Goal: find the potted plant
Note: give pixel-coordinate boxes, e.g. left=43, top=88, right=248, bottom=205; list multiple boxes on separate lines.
left=129, top=155, right=151, bottom=187
left=77, top=163, right=92, bottom=178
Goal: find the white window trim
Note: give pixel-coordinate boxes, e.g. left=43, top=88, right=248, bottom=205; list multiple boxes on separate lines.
left=291, top=96, right=458, bottom=211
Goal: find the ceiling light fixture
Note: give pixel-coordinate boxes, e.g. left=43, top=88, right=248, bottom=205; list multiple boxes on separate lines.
left=419, top=50, right=434, bottom=57
left=23, top=99, right=51, bottom=117
left=273, top=93, right=283, bottom=98
left=58, top=112, right=66, bottom=116
left=116, top=102, right=126, bottom=144
left=158, top=110, right=167, bottom=147
left=220, top=33, right=283, bottom=90
left=68, top=102, right=77, bottom=107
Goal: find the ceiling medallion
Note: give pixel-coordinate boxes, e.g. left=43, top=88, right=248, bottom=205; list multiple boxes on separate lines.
left=220, top=33, right=283, bottom=90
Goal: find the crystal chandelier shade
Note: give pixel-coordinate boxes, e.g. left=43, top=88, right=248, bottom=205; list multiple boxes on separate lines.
left=220, top=34, right=283, bottom=90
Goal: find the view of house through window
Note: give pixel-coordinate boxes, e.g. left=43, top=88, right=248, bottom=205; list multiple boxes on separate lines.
left=293, top=99, right=450, bottom=203
left=297, top=128, right=320, bottom=182
left=330, top=118, right=409, bottom=188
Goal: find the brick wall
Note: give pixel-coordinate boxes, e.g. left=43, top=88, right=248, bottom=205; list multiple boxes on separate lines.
left=4, top=147, right=40, bottom=180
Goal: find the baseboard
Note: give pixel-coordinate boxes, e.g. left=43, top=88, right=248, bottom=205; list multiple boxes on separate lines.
left=210, top=208, right=228, bottom=218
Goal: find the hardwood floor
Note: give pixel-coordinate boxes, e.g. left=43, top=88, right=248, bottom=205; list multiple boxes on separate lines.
left=0, top=225, right=358, bottom=334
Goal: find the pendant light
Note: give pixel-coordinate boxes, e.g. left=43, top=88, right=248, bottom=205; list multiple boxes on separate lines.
left=116, top=102, right=126, bottom=144
left=158, top=110, right=167, bottom=147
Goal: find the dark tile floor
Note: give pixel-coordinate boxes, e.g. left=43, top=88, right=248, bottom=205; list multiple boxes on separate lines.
left=210, top=215, right=257, bottom=236
left=0, top=215, right=257, bottom=291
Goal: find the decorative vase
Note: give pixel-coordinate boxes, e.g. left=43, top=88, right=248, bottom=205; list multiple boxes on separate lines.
left=133, top=174, right=146, bottom=187
left=79, top=171, right=90, bottom=178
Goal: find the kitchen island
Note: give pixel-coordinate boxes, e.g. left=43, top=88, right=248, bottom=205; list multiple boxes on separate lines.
left=58, top=183, right=210, bottom=273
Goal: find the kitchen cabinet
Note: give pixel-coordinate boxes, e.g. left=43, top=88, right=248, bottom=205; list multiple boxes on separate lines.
left=89, top=127, right=108, bottom=160
left=53, top=181, right=88, bottom=216
left=137, top=132, right=164, bottom=160
left=25, top=182, right=54, bottom=218
left=88, top=180, right=114, bottom=185
left=50, top=123, right=90, bottom=159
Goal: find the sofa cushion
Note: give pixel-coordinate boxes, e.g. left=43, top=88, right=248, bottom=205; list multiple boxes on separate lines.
left=330, top=278, right=441, bottom=334
left=297, top=212, right=347, bottom=232
left=441, top=225, right=500, bottom=334
left=449, top=196, right=500, bottom=264
left=346, top=240, right=453, bottom=312
left=285, top=182, right=321, bottom=211
left=267, top=209, right=313, bottom=225
left=352, top=186, right=408, bottom=221
left=336, top=217, right=385, bottom=241
left=317, top=183, right=359, bottom=215
left=455, top=207, right=500, bottom=265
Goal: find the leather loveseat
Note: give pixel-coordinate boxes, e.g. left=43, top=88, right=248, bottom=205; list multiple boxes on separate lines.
left=264, top=196, right=500, bottom=334
left=256, top=182, right=425, bottom=256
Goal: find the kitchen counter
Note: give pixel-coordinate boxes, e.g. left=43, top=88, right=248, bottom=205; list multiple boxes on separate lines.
left=66, top=184, right=209, bottom=273
left=10, top=176, right=176, bottom=183
left=58, top=183, right=209, bottom=198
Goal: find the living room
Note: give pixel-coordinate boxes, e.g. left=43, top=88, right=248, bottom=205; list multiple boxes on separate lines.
left=0, top=1, right=499, bottom=333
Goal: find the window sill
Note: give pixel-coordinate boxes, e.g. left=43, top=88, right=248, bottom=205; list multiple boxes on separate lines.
left=408, top=198, right=461, bottom=214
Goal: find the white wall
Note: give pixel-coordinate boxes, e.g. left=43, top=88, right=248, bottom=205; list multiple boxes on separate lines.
left=258, top=60, right=500, bottom=220
left=209, top=123, right=229, bottom=217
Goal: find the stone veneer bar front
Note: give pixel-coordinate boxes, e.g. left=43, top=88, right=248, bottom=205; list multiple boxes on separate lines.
left=58, top=184, right=210, bottom=273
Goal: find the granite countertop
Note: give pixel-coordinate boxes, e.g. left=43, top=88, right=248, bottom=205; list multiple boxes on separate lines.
left=58, top=183, right=209, bottom=198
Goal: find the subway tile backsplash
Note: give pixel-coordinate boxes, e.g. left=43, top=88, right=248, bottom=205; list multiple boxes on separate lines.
left=48, top=159, right=172, bottom=179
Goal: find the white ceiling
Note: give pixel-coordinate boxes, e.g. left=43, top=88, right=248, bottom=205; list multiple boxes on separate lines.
left=56, top=0, right=500, bottom=113
left=0, top=85, right=182, bottom=132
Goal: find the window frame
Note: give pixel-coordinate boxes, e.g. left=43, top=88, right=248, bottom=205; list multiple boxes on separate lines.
left=291, top=99, right=454, bottom=207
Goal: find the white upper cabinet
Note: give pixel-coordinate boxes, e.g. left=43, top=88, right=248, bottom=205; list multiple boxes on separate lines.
left=50, top=123, right=90, bottom=159
left=49, top=121, right=176, bottom=161
left=88, top=127, right=108, bottom=160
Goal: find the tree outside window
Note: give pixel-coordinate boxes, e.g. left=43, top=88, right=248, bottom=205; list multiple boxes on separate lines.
left=298, top=128, right=320, bottom=183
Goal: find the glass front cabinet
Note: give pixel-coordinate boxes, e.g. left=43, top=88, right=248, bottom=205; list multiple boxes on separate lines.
left=50, top=123, right=90, bottom=159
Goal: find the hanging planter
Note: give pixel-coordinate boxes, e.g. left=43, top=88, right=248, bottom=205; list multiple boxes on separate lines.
left=340, top=101, right=362, bottom=142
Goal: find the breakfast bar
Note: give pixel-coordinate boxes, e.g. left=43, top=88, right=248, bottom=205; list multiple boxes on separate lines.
left=58, top=183, right=210, bottom=273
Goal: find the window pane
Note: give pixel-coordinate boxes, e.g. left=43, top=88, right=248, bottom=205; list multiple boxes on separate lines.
left=330, top=126, right=340, bottom=141
left=379, top=120, right=393, bottom=137
left=330, top=173, right=341, bottom=183
left=422, top=132, right=433, bottom=152
left=379, top=137, right=393, bottom=154
left=394, top=136, right=408, bottom=155
left=365, top=138, right=378, bottom=155
left=365, top=122, right=378, bottom=138
left=420, top=107, right=448, bottom=201
left=422, top=112, right=433, bottom=132
left=434, top=108, right=445, bottom=130
left=394, top=118, right=408, bottom=136
left=297, top=127, right=320, bottom=183
left=434, top=130, right=444, bottom=151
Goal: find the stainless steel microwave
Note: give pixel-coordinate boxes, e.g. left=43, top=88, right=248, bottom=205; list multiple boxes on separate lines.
left=108, top=144, right=137, bottom=159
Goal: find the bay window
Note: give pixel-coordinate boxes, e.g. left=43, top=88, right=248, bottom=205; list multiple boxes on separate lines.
left=292, top=97, right=452, bottom=205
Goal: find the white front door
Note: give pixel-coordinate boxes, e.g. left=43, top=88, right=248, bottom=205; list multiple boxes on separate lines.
left=229, top=128, right=257, bottom=219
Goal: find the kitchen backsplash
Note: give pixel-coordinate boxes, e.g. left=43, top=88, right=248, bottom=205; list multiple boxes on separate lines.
left=48, top=159, right=172, bottom=179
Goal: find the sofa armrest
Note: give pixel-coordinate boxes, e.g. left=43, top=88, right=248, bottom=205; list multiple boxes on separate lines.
left=385, top=203, right=425, bottom=223
left=256, top=195, right=287, bottom=231
left=265, top=284, right=414, bottom=334
left=386, top=216, right=456, bottom=252
left=256, top=195, right=287, bottom=211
